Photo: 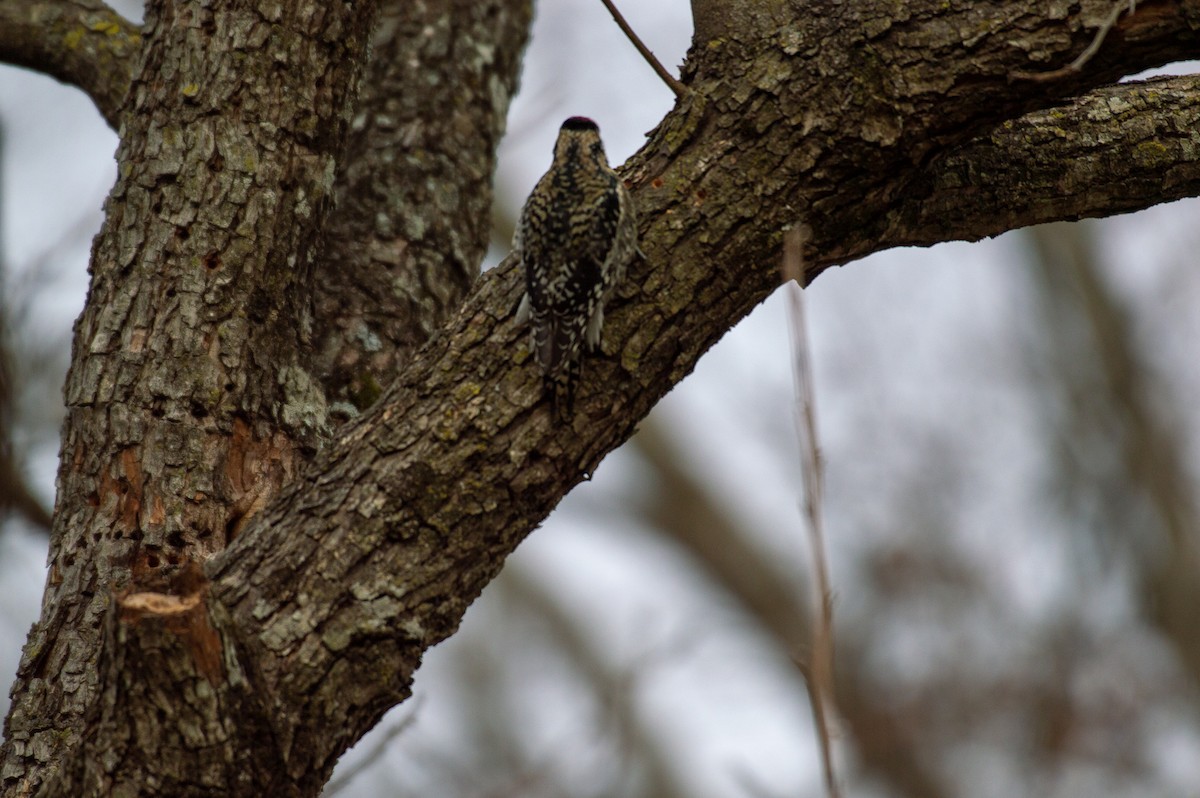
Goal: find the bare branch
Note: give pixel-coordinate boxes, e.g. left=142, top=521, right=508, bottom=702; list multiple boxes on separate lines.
left=498, top=567, right=694, bottom=798
left=0, top=459, right=52, bottom=532
left=598, top=0, right=687, bottom=97
left=632, top=421, right=953, bottom=798
left=0, top=124, right=55, bottom=534
left=0, top=0, right=139, bottom=130
left=1025, top=223, right=1200, bottom=687
left=781, top=226, right=840, bottom=798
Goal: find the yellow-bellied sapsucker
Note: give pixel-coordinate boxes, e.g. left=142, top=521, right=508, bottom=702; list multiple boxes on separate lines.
left=515, top=117, right=638, bottom=418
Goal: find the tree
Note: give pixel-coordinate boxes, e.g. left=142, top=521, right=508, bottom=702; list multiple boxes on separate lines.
left=1, top=0, right=1199, bottom=795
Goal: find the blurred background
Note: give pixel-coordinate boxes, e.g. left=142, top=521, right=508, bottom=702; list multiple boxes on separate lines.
left=4, top=2, right=1200, bottom=796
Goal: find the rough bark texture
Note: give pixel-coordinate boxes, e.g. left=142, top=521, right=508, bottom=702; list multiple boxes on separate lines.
left=893, top=74, right=1200, bottom=246
left=205, top=0, right=1200, bottom=787
left=3, top=0, right=1200, bottom=796
left=313, top=0, right=533, bottom=416
left=2, top=0, right=379, bottom=793
left=0, top=0, right=138, bottom=130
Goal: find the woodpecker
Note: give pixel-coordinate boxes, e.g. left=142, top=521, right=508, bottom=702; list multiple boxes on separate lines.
left=514, top=116, right=638, bottom=418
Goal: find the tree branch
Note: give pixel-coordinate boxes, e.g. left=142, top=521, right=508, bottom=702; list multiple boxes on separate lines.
left=1011, top=0, right=1140, bottom=82
left=0, top=458, right=53, bottom=532
left=889, top=75, right=1200, bottom=248
left=599, top=0, right=687, bottom=97
left=0, top=0, right=139, bottom=130
left=203, top=0, right=1200, bottom=783
left=1025, top=223, right=1200, bottom=697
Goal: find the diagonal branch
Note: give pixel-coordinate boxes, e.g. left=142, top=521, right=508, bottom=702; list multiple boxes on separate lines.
left=0, top=0, right=139, bottom=130
left=498, top=566, right=694, bottom=798
left=1025, top=223, right=1200, bottom=695
left=599, top=0, right=687, bottom=97
left=204, top=3, right=1200, bottom=783
left=0, top=458, right=52, bottom=532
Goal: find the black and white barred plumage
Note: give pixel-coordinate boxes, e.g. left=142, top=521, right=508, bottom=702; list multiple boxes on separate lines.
left=515, top=117, right=638, bottom=417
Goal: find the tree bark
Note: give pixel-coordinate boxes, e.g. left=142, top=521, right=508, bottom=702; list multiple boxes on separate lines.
left=2, top=0, right=380, bottom=793
left=313, top=0, right=533, bottom=415
left=2, top=0, right=1200, bottom=795
left=0, top=0, right=138, bottom=130
left=892, top=75, right=1200, bottom=246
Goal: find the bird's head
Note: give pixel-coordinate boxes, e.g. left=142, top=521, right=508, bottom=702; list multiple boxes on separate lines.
left=553, top=116, right=607, bottom=166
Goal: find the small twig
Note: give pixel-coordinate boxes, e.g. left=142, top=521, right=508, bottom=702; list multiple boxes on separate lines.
left=781, top=225, right=841, bottom=798
left=795, top=658, right=838, bottom=797
left=1011, top=0, right=1137, bottom=82
left=598, top=0, right=688, bottom=97
left=322, top=700, right=422, bottom=797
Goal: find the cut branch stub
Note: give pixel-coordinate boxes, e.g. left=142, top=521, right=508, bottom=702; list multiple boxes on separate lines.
left=41, top=566, right=306, bottom=797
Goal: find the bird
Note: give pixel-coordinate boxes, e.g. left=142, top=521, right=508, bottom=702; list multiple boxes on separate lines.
left=514, top=116, right=638, bottom=418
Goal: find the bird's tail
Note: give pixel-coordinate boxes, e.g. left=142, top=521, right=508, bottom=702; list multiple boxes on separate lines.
left=532, top=311, right=584, bottom=418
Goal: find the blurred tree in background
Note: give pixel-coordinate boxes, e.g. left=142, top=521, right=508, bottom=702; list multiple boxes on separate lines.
left=2, top=1, right=1200, bottom=796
